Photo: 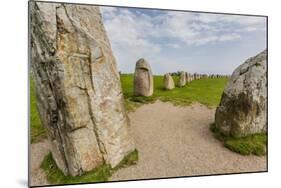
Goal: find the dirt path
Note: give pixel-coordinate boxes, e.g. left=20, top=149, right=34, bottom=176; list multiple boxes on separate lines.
left=30, top=140, right=50, bottom=186
left=30, top=101, right=266, bottom=185
left=110, top=101, right=266, bottom=181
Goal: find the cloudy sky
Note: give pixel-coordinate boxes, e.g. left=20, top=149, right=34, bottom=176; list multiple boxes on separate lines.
left=100, top=6, right=266, bottom=75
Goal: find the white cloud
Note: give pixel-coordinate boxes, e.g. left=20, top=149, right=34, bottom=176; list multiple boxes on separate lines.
left=100, top=7, right=118, bottom=18
left=102, top=7, right=161, bottom=52
left=101, top=7, right=266, bottom=47
left=100, top=7, right=266, bottom=74
left=219, top=33, right=241, bottom=41
left=166, top=43, right=180, bottom=49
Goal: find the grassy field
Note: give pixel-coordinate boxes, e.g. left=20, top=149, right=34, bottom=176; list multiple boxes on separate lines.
left=121, top=74, right=228, bottom=111
left=30, top=74, right=228, bottom=143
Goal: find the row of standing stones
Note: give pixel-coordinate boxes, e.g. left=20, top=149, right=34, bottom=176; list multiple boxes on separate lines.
left=133, top=58, right=230, bottom=96
left=133, top=49, right=267, bottom=138
left=31, top=2, right=267, bottom=178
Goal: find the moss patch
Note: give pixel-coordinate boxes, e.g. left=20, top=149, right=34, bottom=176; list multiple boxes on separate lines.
left=41, top=150, right=138, bottom=184
left=210, top=123, right=267, bottom=156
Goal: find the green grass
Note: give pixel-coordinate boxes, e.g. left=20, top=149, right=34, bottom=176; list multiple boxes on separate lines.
left=121, top=74, right=228, bottom=111
left=30, top=73, right=227, bottom=183
left=112, top=149, right=138, bottom=170
left=41, top=150, right=138, bottom=185
left=210, top=123, right=267, bottom=156
left=30, top=74, right=228, bottom=142
left=30, top=76, right=47, bottom=143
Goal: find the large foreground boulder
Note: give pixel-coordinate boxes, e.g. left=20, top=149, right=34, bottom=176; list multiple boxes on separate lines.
left=163, top=73, right=175, bottom=90
left=134, top=58, right=153, bottom=96
left=215, top=50, right=267, bottom=137
left=30, top=2, right=135, bottom=176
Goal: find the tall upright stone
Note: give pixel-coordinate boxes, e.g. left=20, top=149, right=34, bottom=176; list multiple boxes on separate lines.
left=178, top=71, right=186, bottom=87
left=190, top=73, right=194, bottom=81
left=30, top=2, right=135, bottom=176
left=215, top=50, right=267, bottom=137
left=134, top=58, right=154, bottom=96
left=185, top=72, right=190, bottom=83
left=193, top=73, right=197, bottom=80
left=163, top=73, right=175, bottom=90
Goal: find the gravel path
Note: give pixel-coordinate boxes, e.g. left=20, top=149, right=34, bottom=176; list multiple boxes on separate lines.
left=110, top=101, right=266, bottom=181
left=30, top=101, right=266, bottom=185
left=30, top=140, right=50, bottom=186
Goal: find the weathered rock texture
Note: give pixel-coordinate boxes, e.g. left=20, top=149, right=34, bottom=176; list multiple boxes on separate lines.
left=163, top=73, right=175, bottom=90
left=30, top=2, right=135, bottom=176
left=215, top=50, right=267, bottom=137
left=134, top=58, right=154, bottom=96
left=178, top=71, right=186, bottom=87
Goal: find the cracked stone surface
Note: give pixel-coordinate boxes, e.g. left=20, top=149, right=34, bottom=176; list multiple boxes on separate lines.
left=30, top=1, right=135, bottom=177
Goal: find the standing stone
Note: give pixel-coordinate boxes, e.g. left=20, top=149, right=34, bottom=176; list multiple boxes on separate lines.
left=185, top=72, right=190, bottom=83
left=30, top=2, right=135, bottom=176
left=178, top=71, right=186, bottom=87
left=134, top=58, right=153, bottom=96
left=163, top=73, right=175, bottom=90
left=214, top=50, right=267, bottom=137
left=194, top=73, right=197, bottom=80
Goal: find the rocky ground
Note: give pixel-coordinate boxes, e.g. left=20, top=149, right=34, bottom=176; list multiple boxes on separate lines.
left=30, top=101, right=266, bottom=186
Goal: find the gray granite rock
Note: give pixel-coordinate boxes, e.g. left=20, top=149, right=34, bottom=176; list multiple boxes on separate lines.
left=215, top=50, right=267, bottom=137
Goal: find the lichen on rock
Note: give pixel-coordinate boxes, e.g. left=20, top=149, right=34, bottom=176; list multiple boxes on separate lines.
left=215, top=50, right=267, bottom=137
